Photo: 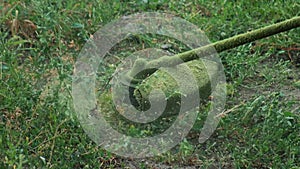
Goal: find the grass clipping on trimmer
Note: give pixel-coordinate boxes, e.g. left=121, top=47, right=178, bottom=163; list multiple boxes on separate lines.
left=132, top=59, right=220, bottom=115
left=130, top=16, right=300, bottom=115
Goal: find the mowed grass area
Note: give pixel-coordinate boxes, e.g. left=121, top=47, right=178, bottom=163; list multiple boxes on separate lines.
left=1, top=0, right=300, bottom=168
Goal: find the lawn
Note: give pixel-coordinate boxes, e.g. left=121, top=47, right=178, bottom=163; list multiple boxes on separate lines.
left=1, top=0, right=299, bottom=168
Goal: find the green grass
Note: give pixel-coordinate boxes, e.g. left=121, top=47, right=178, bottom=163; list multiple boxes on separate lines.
left=1, top=0, right=300, bottom=168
